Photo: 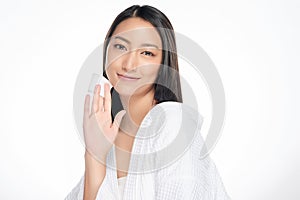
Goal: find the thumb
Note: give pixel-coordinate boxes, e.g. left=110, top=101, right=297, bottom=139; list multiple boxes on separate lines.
left=112, top=110, right=126, bottom=131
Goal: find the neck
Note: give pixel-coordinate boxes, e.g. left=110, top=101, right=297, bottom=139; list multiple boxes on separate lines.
left=119, top=88, right=156, bottom=135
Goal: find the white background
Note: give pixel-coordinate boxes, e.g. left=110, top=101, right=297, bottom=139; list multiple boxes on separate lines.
left=0, top=0, right=299, bottom=199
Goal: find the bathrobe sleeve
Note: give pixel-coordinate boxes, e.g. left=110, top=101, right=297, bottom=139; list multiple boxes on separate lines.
left=152, top=104, right=230, bottom=200
left=154, top=156, right=230, bottom=200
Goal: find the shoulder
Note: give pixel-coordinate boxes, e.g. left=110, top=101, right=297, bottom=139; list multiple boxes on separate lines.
left=142, top=101, right=204, bottom=134
left=153, top=101, right=203, bottom=120
left=138, top=101, right=204, bottom=152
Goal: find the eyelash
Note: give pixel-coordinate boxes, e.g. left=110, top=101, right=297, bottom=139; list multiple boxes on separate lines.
left=113, top=44, right=155, bottom=57
left=141, top=51, right=155, bottom=57
left=114, top=44, right=127, bottom=51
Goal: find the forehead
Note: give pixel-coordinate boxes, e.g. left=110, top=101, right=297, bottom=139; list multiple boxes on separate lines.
left=111, top=17, right=162, bottom=48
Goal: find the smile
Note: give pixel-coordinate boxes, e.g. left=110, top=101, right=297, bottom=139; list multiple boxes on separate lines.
left=117, top=73, right=141, bottom=81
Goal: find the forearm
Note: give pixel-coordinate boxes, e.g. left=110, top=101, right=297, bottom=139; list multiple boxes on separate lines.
left=83, top=151, right=106, bottom=200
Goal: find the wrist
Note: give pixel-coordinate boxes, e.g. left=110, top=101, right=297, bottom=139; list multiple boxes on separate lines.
left=85, top=149, right=107, bottom=164
left=85, top=150, right=107, bottom=170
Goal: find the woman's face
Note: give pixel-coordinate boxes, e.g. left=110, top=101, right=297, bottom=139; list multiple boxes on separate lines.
left=105, top=17, right=163, bottom=97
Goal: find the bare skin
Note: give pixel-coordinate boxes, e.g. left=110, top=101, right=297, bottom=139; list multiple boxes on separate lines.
left=115, top=89, right=157, bottom=178
left=83, top=17, right=162, bottom=199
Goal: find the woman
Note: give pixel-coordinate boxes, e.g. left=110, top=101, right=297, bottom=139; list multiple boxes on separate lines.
left=66, top=5, right=230, bottom=200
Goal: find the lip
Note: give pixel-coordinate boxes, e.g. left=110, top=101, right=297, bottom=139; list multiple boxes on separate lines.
left=117, top=73, right=141, bottom=81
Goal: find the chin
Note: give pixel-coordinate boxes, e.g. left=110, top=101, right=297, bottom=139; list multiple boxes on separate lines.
left=113, top=85, right=137, bottom=96
left=118, top=84, right=155, bottom=98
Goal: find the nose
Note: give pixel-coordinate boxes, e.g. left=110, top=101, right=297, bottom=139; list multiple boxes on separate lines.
left=121, top=50, right=138, bottom=72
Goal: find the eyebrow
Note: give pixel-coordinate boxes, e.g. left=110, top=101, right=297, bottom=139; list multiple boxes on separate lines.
left=113, top=36, right=160, bottom=49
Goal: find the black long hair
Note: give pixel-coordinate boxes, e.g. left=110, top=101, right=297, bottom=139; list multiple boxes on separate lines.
left=103, top=5, right=182, bottom=114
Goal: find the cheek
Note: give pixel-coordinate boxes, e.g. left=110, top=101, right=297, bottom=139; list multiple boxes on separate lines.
left=105, top=66, right=113, bottom=79
left=142, top=65, right=160, bottom=83
left=105, top=57, right=122, bottom=84
left=106, top=48, right=122, bottom=73
left=105, top=63, right=118, bottom=86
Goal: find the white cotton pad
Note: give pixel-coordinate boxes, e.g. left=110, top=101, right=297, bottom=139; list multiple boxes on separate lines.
left=88, top=73, right=113, bottom=97
left=98, top=76, right=112, bottom=97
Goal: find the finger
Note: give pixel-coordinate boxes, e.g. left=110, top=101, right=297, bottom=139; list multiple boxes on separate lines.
left=92, top=84, right=100, bottom=113
left=99, top=88, right=104, bottom=112
left=83, top=94, right=90, bottom=123
left=104, top=83, right=111, bottom=112
left=112, top=110, right=126, bottom=132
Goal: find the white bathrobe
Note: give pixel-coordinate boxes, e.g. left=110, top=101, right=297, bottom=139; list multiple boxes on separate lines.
left=65, top=102, right=230, bottom=200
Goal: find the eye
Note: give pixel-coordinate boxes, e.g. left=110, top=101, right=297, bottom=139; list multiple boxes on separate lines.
left=141, top=51, right=154, bottom=57
left=114, top=44, right=127, bottom=51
